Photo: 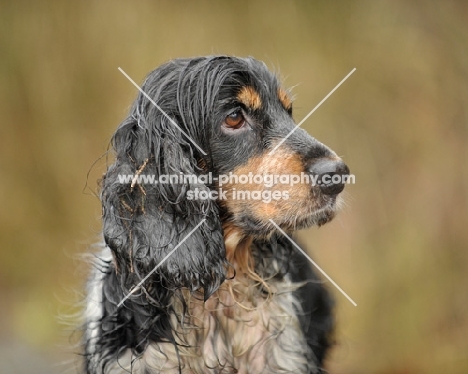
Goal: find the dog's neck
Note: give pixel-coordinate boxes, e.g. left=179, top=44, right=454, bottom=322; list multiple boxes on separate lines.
left=223, top=224, right=252, bottom=273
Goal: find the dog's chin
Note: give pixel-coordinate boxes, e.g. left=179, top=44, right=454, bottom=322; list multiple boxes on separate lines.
left=234, top=197, right=340, bottom=238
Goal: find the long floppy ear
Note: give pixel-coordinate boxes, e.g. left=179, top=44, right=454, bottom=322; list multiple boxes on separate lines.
left=101, top=62, right=227, bottom=302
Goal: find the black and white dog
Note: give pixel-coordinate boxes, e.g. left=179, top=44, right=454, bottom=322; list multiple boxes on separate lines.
left=85, top=56, right=349, bottom=373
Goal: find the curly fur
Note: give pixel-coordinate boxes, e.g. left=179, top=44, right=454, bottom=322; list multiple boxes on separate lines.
left=84, top=56, right=349, bottom=374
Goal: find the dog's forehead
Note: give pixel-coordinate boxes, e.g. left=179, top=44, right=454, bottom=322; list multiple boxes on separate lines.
left=236, top=86, right=262, bottom=111
left=234, top=74, right=292, bottom=113
left=167, top=56, right=293, bottom=113
left=277, top=87, right=292, bottom=112
left=235, top=84, right=292, bottom=112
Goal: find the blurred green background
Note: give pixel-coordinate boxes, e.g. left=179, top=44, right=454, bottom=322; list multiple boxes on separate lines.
left=1, top=0, right=467, bottom=373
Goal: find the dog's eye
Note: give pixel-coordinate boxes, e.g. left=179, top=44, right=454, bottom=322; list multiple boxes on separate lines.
left=224, top=110, right=245, bottom=129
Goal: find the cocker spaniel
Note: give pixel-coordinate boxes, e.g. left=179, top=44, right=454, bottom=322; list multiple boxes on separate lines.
left=84, top=56, right=350, bottom=374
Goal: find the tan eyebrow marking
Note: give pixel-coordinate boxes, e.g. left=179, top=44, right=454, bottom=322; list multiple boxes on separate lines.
left=278, top=87, right=292, bottom=111
left=237, top=86, right=262, bottom=110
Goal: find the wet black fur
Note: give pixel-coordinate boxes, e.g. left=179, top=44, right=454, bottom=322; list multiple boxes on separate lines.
left=85, top=56, right=335, bottom=373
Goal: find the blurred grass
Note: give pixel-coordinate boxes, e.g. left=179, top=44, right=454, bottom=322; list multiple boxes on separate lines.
left=1, top=0, right=467, bottom=373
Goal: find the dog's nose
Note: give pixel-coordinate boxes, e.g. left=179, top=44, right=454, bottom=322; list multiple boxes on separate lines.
left=308, top=159, right=350, bottom=195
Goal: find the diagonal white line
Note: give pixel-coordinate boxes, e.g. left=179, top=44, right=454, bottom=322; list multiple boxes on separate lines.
left=118, top=67, right=207, bottom=156
left=117, top=219, right=207, bottom=307
left=269, top=219, right=357, bottom=306
left=269, top=68, right=356, bottom=155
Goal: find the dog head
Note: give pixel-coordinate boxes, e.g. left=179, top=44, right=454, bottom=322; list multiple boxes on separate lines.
left=101, top=56, right=349, bottom=299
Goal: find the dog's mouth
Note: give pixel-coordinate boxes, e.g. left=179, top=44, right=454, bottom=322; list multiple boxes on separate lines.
left=216, top=152, right=349, bottom=237
left=289, top=195, right=340, bottom=229
left=230, top=193, right=341, bottom=237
